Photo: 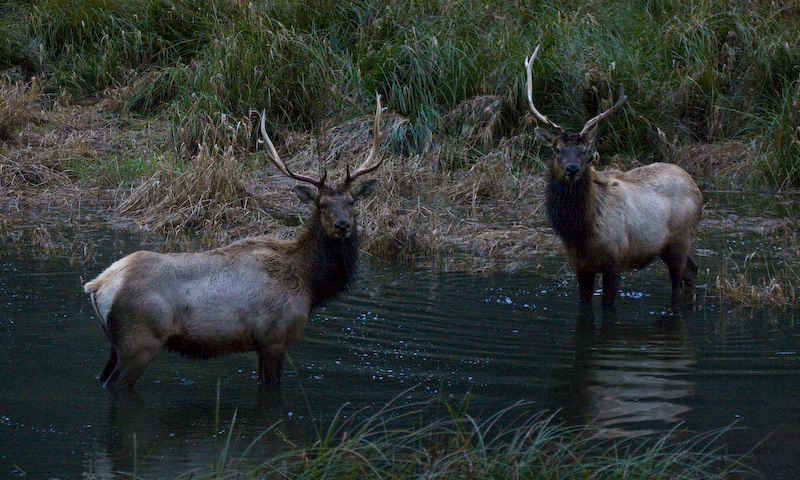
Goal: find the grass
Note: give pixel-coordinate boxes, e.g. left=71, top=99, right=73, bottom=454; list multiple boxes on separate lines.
left=5, top=0, right=798, bottom=166
left=714, top=252, right=799, bottom=308
left=110, top=395, right=756, bottom=479
left=1, top=0, right=799, bottom=280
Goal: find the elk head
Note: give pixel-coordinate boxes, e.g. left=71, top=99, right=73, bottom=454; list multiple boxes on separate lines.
left=525, top=45, right=626, bottom=183
left=260, top=95, right=385, bottom=240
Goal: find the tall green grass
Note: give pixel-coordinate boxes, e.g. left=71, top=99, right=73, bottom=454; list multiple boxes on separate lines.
left=157, top=396, right=756, bottom=479
left=5, top=0, right=800, bottom=183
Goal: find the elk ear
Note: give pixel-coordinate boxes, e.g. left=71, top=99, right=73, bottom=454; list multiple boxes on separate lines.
left=534, top=127, right=557, bottom=147
left=292, top=185, right=318, bottom=205
left=351, top=179, right=378, bottom=200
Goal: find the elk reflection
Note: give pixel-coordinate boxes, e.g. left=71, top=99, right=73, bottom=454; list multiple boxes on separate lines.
left=83, top=388, right=292, bottom=478
left=557, top=307, right=695, bottom=437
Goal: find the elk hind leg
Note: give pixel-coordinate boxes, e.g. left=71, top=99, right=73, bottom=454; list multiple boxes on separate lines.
left=257, top=347, right=285, bottom=386
left=577, top=270, right=596, bottom=306
left=682, top=256, right=698, bottom=291
left=661, top=242, right=691, bottom=306
left=103, top=338, right=163, bottom=390
left=97, top=349, right=118, bottom=383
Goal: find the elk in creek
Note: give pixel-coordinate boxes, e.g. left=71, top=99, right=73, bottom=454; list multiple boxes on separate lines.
left=525, top=46, right=702, bottom=307
left=84, top=95, right=385, bottom=390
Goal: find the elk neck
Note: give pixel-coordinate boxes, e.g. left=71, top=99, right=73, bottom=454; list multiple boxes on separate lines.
left=545, top=167, right=597, bottom=246
left=298, top=208, right=360, bottom=308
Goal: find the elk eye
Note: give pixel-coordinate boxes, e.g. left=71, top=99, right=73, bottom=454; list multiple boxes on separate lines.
left=555, top=146, right=562, bottom=154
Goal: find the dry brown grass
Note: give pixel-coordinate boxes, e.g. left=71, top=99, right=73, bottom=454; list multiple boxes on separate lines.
left=440, top=95, right=517, bottom=150
left=117, top=144, right=288, bottom=247
left=0, top=78, right=42, bottom=142
left=714, top=255, right=799, bottom=308
left=108, top=107, right=554, bottom=270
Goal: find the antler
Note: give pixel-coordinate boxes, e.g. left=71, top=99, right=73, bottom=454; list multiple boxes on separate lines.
left=259, top=110, right=327, bottom=188
left=524, top=45, right=563, bottom=132
left=345, top=93, right=385, bottom=184
left=579, top=84, right=627, bottom=135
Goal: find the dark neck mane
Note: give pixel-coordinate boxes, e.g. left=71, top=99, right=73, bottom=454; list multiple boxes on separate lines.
left=545, top=169, right=595, bottom=246
left=298, top=211, right=360, bottom=308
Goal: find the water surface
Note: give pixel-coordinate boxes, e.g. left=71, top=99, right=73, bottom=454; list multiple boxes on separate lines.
left=1, top=194, right=798, bottom=478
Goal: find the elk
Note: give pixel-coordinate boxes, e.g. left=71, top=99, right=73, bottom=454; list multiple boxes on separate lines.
left=525, top=46, right=702, bottom=307
left=84, top=95, right=385, bottom=390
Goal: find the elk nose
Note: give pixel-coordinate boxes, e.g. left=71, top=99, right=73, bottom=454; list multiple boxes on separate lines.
left=565, top=164, right=580, bottom=176
left=334, top=219, right=351, bottom=232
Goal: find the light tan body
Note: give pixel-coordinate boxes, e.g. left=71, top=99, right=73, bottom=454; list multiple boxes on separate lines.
left=525, top=46, right=702, bottom=307
left=84, top=237, right=312, bottom=388
left=84, top=94, right=386, bottom=391
left=567, top=163, right=702, bottom=275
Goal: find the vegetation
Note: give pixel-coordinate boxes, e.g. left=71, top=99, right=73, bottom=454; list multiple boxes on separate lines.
left=1, top=0, right=798, bottom=275
left=114, top=396, right=755, bottom=480
left=0, top=2, right=795, bottom=476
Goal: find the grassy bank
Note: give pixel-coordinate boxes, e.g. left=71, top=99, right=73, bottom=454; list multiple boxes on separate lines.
left=1, top=0, right=799, bottom=279
left=107, top=396, right=755, bottom=479
left=3, top=0, right=799, bottom=174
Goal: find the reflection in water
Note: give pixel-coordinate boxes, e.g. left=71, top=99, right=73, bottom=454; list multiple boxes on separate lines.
left=559, top=307, right=696, bottom=437
left=83, top=388, right=296, bottom=478
left=2, top=223, right=800, bottom=478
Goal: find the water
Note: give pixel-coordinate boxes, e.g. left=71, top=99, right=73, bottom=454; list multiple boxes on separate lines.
left=2, top=198, right=799, bottom=478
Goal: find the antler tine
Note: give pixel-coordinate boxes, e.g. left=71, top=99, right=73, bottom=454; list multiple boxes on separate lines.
left=259, top=109, right=325, bottom=188
left=345, top=93, right=385, bottom=184
left=579, top=84, right=627, bottom=135
left=525, top=45, right=563, bottom=132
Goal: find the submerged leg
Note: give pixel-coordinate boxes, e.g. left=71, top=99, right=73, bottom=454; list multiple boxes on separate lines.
left=103, top=338, right=163, bottom=390
left=601, top=264, right=620, bottom=307
left=97, top=349, right=118, bottom=383
left=577, top=270, right=596, bottom=305
left=257, top=348, right=286, bottom=386
left=661, top=243, right=690, bottom=307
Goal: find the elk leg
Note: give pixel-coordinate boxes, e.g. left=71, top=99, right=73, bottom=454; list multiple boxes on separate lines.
left=97, top=349, right=118, bottom=383
left=661, top=243, right=690, bottom=306
left=601, top=265, right=620, bottom=307
left=682, top=256, right=698, bottom=290
left=104, top=339, right=163, bottom=390
left=577, top=270, right=596, bottom=305
left=257, top=348, right=285, bottom=386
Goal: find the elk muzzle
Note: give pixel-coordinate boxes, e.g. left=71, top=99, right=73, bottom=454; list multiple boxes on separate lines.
left=333, top=218, right=352, bottom=239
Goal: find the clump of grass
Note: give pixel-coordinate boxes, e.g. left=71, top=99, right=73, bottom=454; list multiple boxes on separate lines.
left=0, top=77, right=41, bottom=142
left=183, top=397, right=755, bottom=479
left=760, top=78, right=800, bottom=188
left=117, top=143, right=284, bottom=247
left=715, top=254, right=799, bottom=307
left=0, top=150, right=73, bottom=190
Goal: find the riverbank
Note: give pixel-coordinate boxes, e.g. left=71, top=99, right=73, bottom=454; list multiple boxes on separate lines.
left=2, top=0, right=798, bottom=294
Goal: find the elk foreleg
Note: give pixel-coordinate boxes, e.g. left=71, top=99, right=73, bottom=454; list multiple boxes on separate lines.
left=257, top=348, right=285, bottom=386
left=577, top=270, right=596, bottom=305
left=601, top=264, right=620, bottom=307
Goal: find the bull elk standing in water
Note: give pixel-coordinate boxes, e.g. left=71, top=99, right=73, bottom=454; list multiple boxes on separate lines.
left=84, top=95, right=385, bottom=390
left=525, top=46, right=702, bottom=307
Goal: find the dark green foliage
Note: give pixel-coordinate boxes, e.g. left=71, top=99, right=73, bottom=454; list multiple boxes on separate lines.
left=2, top=0, right=798, bottom=184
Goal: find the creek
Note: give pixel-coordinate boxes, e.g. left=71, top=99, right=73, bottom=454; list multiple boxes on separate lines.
left=1, top=192, right=798, bottom=478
